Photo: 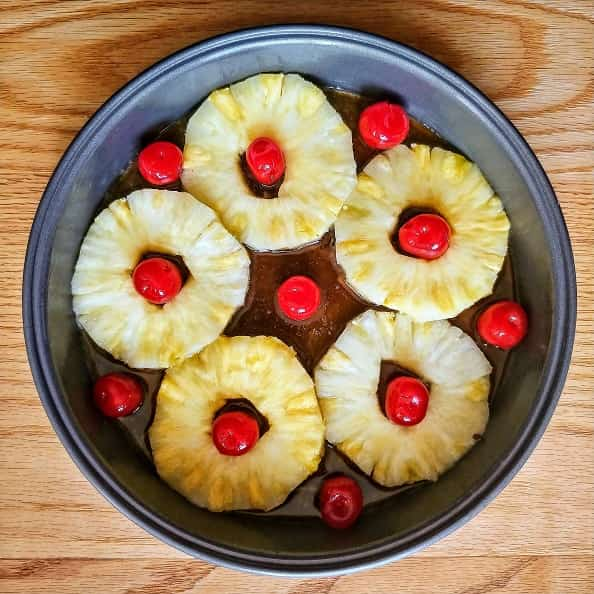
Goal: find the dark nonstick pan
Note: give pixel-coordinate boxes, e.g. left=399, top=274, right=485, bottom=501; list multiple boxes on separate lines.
left=22, top=25, right=576, bottom=576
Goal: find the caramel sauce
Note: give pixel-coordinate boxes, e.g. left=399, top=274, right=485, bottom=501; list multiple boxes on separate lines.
left=225, top=232, right=367, bottom=374
left=82, top=86, right=514, bottom=516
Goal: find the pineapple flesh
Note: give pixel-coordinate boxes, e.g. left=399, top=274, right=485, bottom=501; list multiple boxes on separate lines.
left=314, top=310, right=491, bottom=487
left=335, top=144, right=510, bottom=321
left=72, top=189, right=250, bottom=369
left=182, top=73, right=357, bottom=251
left=149, top=335, right=325, bottom=512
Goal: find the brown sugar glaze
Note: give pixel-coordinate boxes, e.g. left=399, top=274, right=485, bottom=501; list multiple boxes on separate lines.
left=85, top=87, right=515, bottom=516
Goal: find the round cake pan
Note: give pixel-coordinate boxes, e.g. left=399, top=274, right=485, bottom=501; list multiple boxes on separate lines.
left=23, top=25, right=576, bottom=576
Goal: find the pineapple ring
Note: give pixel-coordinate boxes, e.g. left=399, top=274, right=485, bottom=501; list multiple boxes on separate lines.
left=335, top=144, right=510, bottom=321
left=314, top=310, right=491, bottom=487
left=72, top=190, right=250, bottom=369
left=182, top=73, right=357, bottom=251
left=149, top=336, right=325, bottom=512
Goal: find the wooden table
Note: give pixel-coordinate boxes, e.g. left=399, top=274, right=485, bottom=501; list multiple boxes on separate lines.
left=1, top=1, right=592, bottom=592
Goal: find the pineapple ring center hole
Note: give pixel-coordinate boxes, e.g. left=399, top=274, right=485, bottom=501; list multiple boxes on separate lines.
left=390, top=206, right=448, bottom=256
left=213, top=398, right=270, bottom=437
left=377, top=360, right=430, bottom=417
left=137, top=252, right=190, bottom=282
left=239, top=153, right=285, bottom=199
left=134, top=252, right=190, bottom=305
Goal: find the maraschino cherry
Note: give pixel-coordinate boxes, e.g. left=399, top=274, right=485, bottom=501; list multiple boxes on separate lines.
left=359, top=101, right=409, bottom=149
left=398, top=213, right=451, bottom=260
left=385, top=376, right=429, bottom=426
left=319, top=475, right=363, bottom=529
left=276, top=275, right=321, bottom=321
left=138, top=141, right=183, bottom=186
left=132, top=257, right=182, bottom=305
left=212, top=411, right=260, bottom=456
left=93, top=373, right=143, bottom=418
left=245, top=137, right=285, bottom=186
left=477, top=300, right=528, bottom=350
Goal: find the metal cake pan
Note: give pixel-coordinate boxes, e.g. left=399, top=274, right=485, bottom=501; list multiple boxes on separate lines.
left=23, top=25, right=576, bottom=576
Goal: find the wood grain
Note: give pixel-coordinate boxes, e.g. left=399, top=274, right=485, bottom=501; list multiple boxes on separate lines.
left=0, top=556, right=592, bottom=594
left=0, top=1, right=592, bottom=592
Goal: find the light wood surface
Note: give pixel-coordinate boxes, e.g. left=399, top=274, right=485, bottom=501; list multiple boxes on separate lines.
left=1, top=1, right=592, bottom=592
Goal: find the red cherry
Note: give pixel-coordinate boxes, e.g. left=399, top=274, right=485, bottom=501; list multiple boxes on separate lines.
left=276, top=275, right=321, bottom=321
left=358, top=101, right=409, bottom=149
left=93, top=373, right=143, bottom=418
left=398, top=213, right=451, bottom=260
left=385, top=376, right=429, bottom=426
left=245, top=137, right=285, bottom=185
left=319, top=476, right=363, bottom=529
left=132, top=257, right=183, bottom=305
left=477, top=300, right=528, bottom=350
left=138, top=141, right=183, bottom=186
left=212, top=411, right=260, bottom=456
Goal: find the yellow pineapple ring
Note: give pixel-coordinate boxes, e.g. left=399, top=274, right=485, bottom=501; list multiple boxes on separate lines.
left=315, top=310, right=491, bottom=487
left=335, top=144, right=510, bottom=321
left=149, top=336, right=325, bottom=511
left=182, top=73, right=356, bottom=251
left=72, top=190, right=249, bottom=369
